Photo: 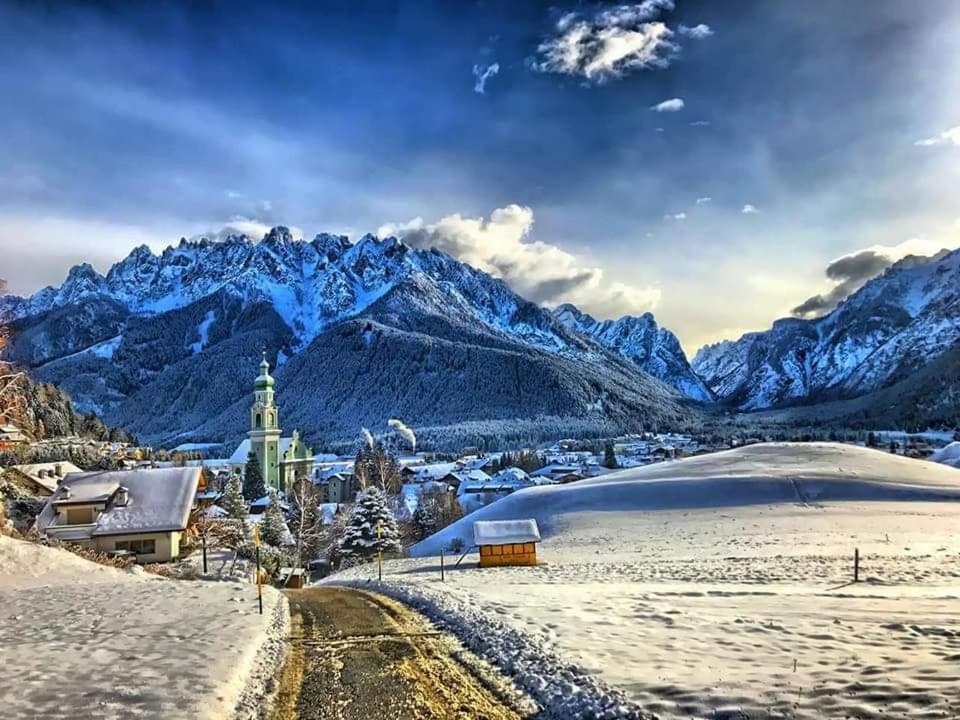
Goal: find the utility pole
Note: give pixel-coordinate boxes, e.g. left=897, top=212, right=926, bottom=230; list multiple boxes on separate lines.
left=377, top=522, right=383, bottom=582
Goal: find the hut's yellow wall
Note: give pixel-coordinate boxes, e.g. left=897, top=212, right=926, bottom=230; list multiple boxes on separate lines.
left=479, top=542, right=538, bottom=567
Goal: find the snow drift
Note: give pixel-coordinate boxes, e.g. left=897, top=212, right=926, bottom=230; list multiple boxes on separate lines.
left=411, top=442, right=960, bottom=556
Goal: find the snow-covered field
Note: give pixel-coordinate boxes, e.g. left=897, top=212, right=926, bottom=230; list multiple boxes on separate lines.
left=328, top=444, right=960, bottom=719
left=0, top=536, right=286, bottom=720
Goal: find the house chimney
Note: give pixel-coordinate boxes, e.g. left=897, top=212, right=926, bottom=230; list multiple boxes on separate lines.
left=54, top=463, right=63, bottom=477
left=115, top=487, right=129, bottom=507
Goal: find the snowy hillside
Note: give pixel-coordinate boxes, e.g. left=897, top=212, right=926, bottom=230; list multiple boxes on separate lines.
left=692, top=249, right=960, bottom=410
left=0, top=535, right=286, bottom=719
left=554, top=303, right=713, bottom=401
left=332, top=443, right=960, bottom=719
left=931, top=441, right=960, bottom=469
left=1, top=228, right=697, bottom=446
left=411, top=442, right=960, bottom=555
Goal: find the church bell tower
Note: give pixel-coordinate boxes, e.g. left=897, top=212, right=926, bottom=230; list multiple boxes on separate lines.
left=249, top=353, right=281, bottom=491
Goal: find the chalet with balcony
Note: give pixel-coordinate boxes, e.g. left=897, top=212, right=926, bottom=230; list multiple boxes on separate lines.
left=37, top=467, right=200, bottom=563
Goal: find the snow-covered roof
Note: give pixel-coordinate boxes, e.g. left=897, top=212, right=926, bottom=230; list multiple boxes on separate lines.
left=448, top=469, right=491, bottom=483
left=462, top=457, right=493, bottom=470
left=39, top=467, right=200, bottom=537
left=228, top=438, right=299, bottom=465
left=55, top=477, right=121, bottom=504
left=531, top=464, right=581, bottom=478
left=9, top=462, right=83, bottom=493
left=410, top=462, right=458, bottom=480
left=473, top=519, right=541, bottom=546
left=491, top=467, right=532, bottom=486
left=0, top=425, right=28, bottom=441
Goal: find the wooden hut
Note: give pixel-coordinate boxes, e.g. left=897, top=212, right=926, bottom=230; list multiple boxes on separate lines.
left=474, top=519, right=541, bottom=567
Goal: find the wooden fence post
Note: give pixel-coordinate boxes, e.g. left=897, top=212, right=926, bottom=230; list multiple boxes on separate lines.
left=854, top=548, right=859, bottom=583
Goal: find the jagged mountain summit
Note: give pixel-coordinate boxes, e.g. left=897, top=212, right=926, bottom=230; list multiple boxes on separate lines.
left=1, top=227, right=698, bottom=447
left=692, top=249, right=960, bottom=413
left=553, top=304, right=713, bottom=401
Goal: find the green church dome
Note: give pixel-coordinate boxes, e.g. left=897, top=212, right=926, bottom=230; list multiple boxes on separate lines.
left=255, top=353, right=274, bottom=388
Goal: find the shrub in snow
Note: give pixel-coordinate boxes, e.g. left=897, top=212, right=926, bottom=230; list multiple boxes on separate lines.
left=236, top=541, right=284, bottom=581
left=338, top=486, right=401, bottom=561
left=259, top=491, right=288, bottom=548
left=447, top=537, right=465, bottom=554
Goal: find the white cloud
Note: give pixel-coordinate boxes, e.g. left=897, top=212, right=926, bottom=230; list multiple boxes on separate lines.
left=225, top=189, right=243, bottom=199
left=201, top=217, right=304, bottom=242
left=664, top=212, right=686, bottom=220
left=791, top=237, right=953, bottom=318
left=651, top=97, right=684, bottom=112
left=695, top=197, right=712, bottom=205
left=914, top=126, right=960, bottom=147
left=741, top=204, right=759, bottom=214
left=678, top=23, right=713, bottom=39
left=690, top=120, right=710, bottom=127
left=378, top=204, right=661, bottom=318
left=472, top=62, right=500, bottom=94
left=534, top=1, right=686, bottom=83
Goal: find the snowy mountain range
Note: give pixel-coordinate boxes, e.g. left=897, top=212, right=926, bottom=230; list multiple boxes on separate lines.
left=692, top=249, right=960, bottom=412
left=553, top=304, right=714, bottom=401
left=1, top=228, right=697, bottom=447
left=4, top=230, right=958, bottom=445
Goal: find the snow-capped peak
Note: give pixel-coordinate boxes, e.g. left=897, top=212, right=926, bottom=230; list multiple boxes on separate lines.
left=554, top=303, right=713, bottom=401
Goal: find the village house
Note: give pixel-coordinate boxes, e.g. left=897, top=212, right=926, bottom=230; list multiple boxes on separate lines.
left=530, top=464, right=585, bottom=484
left=0, top=423, right=28, bottom=450
left=5, top=461, right=83, bottom=496
left=37, top=467, right=201, bottom=563
left=441, top=468, right=491, bottom=494
left=319, top=472, right=357, bottom=504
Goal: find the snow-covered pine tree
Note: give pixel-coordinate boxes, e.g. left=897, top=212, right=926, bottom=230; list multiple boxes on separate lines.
left=602, top=442, right=619, bottom=469
left=243, top=452, right=266, bottom=501
left=260, top=490, right=288, bottom=547
left=338, top=486, right=401, bottom=561
left=222, top=474, right=249, bottom=522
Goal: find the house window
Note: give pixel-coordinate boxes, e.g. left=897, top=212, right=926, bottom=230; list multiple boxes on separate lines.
left=255, top=413, right=262, bottom=428
left=115, top=539, right=156, bottom=555
left=65, top=507, right=94, bottom=525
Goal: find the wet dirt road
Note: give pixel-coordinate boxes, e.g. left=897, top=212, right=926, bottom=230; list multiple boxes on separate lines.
left=270, top=587, right=530, bottom=720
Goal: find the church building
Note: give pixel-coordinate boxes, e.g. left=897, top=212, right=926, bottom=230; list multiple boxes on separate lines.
left=228, top=354, right=313, bottom=492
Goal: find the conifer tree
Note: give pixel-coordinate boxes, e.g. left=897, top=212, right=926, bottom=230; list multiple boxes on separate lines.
left=412, top=492, right=440, bottom=540
left=222, top=474, right=249, bottom=523
left=243, top=452, right=266, bottom=501
left=338, top=486, right=401, bottom=560
left=260, top=490, right=288, bottom=547
left=602, top=442, right=619, bottom=469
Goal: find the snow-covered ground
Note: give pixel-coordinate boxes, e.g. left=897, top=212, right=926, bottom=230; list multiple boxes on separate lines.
left=0, top=536, right=287, bottom=719
left=931, top=441, right=960, bottom=468
left=327, top=444, right=960, bottom=719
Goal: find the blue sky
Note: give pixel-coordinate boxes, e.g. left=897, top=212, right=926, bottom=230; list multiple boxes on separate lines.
left=1, top=0, right=958, bottom=352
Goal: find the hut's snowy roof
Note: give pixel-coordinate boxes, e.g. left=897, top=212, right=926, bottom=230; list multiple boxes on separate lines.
left=473, top=519, right=540, bottom=546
